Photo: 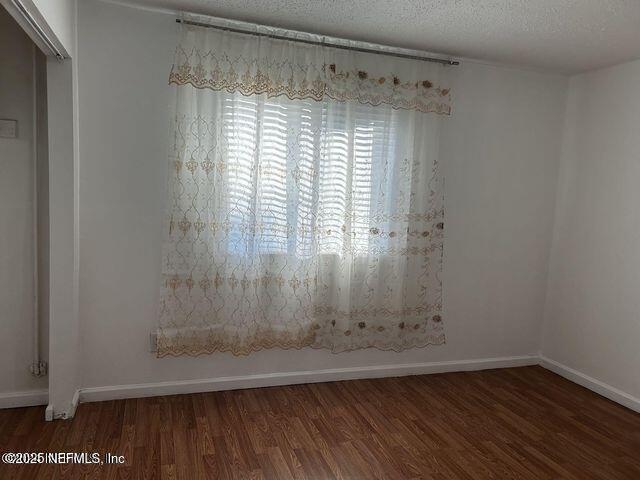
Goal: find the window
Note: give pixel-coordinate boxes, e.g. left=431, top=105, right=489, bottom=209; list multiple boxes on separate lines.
left=221, top=95, right=399, bottom=258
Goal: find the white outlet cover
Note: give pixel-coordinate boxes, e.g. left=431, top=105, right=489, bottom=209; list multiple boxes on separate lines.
left=0, top=119, right=18, bottom=138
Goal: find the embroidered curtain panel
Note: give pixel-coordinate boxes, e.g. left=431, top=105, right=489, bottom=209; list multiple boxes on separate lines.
left=157, top=21, right=451, bottom=356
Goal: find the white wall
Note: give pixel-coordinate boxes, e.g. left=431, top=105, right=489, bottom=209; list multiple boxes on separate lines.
left=542, top=59, right=640, bottom=400
left=0, top=7, right=46, bottom=394
left=76, top=0, right=567, bottom=389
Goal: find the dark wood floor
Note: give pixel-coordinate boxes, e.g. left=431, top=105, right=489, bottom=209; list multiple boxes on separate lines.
left=1, top=366, right=639, bottom=479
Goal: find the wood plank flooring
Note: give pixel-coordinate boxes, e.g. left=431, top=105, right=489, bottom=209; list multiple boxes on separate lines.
left=1, top=366, right=639, bottom=479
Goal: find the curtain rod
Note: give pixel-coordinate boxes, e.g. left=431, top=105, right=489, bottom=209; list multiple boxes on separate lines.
left=175, top=19, right=460, bottom=66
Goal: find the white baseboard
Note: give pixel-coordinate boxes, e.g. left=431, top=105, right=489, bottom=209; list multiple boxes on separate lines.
left=4, top=356, right=635, bottom=419
left=539, top=355, right=640, bottom=414
left=45, top=404, right=54, bottom=421
left=49, top=389, right=81, bottom=420
left=0, top=389, right=48, bottom=409
left=80, top=354, right=538, bottom=403
left=5, top=357, right=636, bottom=417
left=66, top=389, right=80, bottom=419
left=44, top=389, right=81, bottom=420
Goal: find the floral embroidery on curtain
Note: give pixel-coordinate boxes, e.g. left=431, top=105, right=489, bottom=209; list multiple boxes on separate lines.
left=157, top=21, right=450, bottom=356
left=168, top=32, right=452, bottom=114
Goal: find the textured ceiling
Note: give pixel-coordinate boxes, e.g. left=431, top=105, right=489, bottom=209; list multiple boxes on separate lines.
left=119, top=0, right=640, bottom=73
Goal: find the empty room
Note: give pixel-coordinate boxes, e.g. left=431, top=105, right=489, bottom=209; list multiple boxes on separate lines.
left=1, top=0, right=639, bottom=478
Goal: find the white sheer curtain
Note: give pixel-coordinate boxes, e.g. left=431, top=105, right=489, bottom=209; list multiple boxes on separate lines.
left=157, top=21, right=451, bottom=356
